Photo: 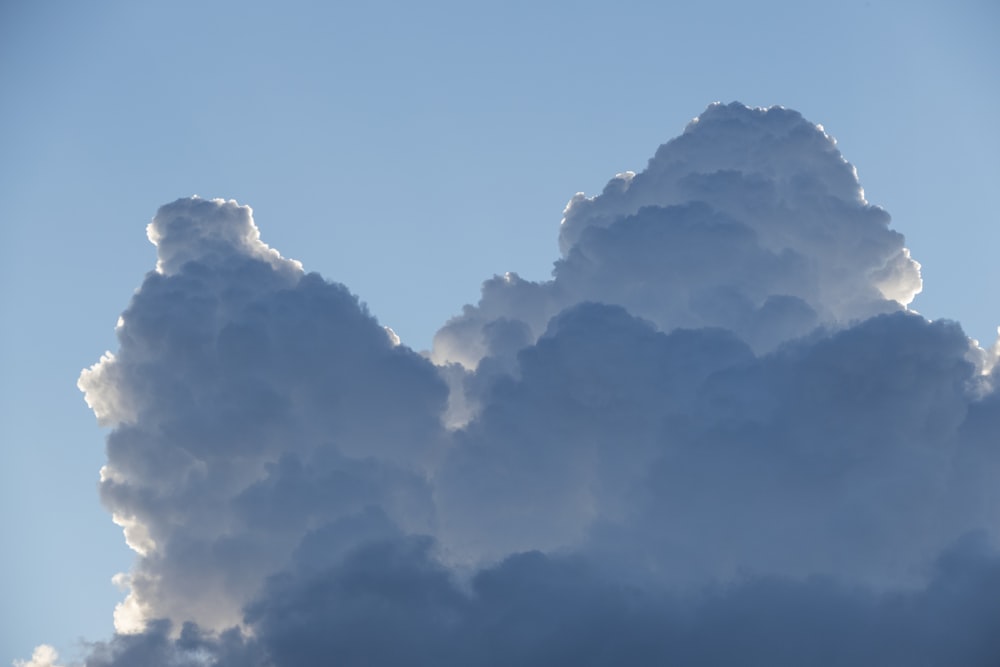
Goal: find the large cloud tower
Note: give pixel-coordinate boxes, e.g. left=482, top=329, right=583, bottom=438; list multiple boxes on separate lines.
left=56, top=103, right=1000, bottom=666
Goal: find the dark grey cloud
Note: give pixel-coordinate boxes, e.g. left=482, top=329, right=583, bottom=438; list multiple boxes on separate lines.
left=42, top=104, right=1000, bottom=665
left=82, top=535, right=1000, bottom=667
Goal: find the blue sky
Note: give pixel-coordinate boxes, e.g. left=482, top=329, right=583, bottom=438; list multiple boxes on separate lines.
left=1, top=1, right=998, bottom=663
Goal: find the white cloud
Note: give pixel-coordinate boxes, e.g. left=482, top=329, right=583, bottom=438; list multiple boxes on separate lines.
left=433, top=103, right=922, bottom=376
left=12, top=645, right=63, bottom=667
left=145, top=196, right=302, bottom=278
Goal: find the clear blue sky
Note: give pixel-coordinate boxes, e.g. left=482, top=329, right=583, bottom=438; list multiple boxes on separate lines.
left=1, top=0, right=997, bottom=662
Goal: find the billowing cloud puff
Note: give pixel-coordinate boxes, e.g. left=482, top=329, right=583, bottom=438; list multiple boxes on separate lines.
left=432, top=103, right=922, bottom=371
left=78, top=197, right=449, bottom=634
left=12, top=645, right=64, bottom=667
left=434, top=305, right=1000, bottom=587
left=35, top=104, right=1000, bottom=666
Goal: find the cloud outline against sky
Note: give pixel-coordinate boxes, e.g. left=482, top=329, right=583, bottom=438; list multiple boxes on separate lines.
left=50, top=103, right=1000, bottom=666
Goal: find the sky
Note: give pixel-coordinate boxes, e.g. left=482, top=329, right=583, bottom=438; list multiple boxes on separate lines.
left=1, top=1, right=998, bottom=665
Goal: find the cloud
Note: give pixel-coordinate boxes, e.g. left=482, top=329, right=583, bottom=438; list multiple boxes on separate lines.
left=12, top=646, right=64, bottom=667
left=433, top=305, right=998, bottom=587
left=80, top=620, right=259, bottom=667
left=73, top=536, right=1000, bottom=667
left=432, top=103, right=921, bottom=372
left=57, top=104, right=1000, bottom=665
left=78, top=196, right=449, bottom=634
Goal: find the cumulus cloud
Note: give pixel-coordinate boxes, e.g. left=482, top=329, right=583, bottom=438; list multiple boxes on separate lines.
left=52, top=104, right=1000, bottom=666
left=432, top=103, right=921, bottom=372
left=433, top=305, right=1000, bottom=587
left=78, top=196, right=448, bottom=635
left=12, top=645, right=64, bottom=667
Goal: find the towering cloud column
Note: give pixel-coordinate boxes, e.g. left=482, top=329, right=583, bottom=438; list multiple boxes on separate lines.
left=433, top=103, right=922, bottom=369
left=79, top=196, right=449, bottom=634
